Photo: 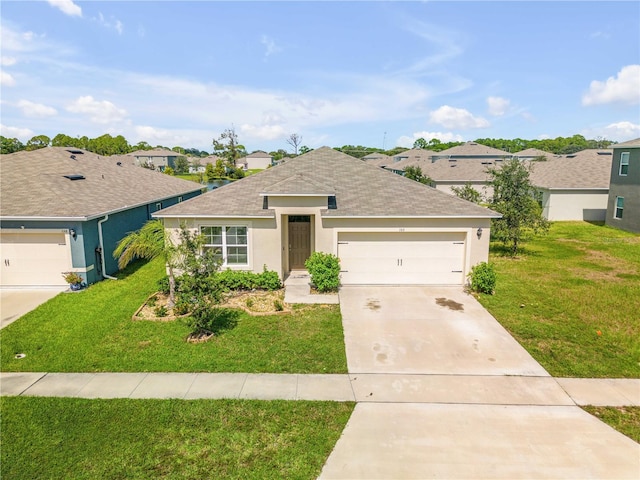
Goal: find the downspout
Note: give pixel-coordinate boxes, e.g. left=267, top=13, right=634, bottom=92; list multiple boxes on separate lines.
left=98, top=214, right=118, bottom=280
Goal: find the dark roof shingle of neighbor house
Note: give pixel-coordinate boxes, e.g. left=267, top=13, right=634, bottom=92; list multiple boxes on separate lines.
left=155, top=146, right=499, bottom=219
left=421, top=158, right=501, bottom=182
left=529, top=149, right=613, bottom=189
left=0, top=147, right=204, bottom=219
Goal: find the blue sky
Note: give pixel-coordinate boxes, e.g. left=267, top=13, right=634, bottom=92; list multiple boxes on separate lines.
left=1, top=1, right=639, bottom=153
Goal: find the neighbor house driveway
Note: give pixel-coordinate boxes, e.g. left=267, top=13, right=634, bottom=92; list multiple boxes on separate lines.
left=319, top=286, right=640, bottom=479
left=1, top=288, right=65, bottom=329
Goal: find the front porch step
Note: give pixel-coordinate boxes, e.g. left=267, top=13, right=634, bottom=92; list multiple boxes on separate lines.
left=283, top=271, right=339, bottom=305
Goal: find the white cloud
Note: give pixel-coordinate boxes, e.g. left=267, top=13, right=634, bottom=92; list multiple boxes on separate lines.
left=429, top=105, right=490, bottom=129
left=47, top=0, right=82, bottom=17
left=261, top=35, right=282, bottom=59
left=582, top=65, right=640, bottom=106
left=17, top=100, right=57, bottom=117
left=584, top=121, right=640, bottom=142
left=240, top=123, right=287, bottom=141
left=487, top=96, right=510, bottom=116
left=1, top=56, right=16, bottom=66
left=1, top=71, right=16, bottom=87
left=66, top=96, right=128, bottom=124
left=0, top=124, right=34, bottom=140
left=397, top=131, right=465, bottom=148
left=93, top=13, right=124, bottom=35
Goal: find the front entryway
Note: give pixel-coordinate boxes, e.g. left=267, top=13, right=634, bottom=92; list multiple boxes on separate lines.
left=288, top=216, right=311, bottom=269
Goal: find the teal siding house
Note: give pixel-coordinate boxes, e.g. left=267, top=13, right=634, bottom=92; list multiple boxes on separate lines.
left=0, top=147, right=204, bottom=287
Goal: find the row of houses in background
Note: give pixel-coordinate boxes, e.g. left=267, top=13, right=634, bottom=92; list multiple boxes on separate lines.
left=1, top=139, right=637, bottom=288
left=364, top=139, right=639, bottom=231
left=127, top=148, right=274, bottom=172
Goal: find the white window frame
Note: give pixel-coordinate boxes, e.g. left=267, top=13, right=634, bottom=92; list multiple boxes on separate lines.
left=614, top=196, right=624, bottom=219
left=619, top=152, right=629, bottom=176
left=201, top=225, right=249, bottom=267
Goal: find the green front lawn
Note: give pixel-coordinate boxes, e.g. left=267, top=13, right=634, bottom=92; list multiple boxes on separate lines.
left=582, top=406, right=640, bottom=443
left=1, top=396, right=354, bottom=480
left=0, top=258, right=347, bottom=373
left=477, top=222, right=640, bottom=378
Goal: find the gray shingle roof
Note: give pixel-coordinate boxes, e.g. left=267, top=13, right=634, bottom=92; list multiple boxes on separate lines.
left=127, top=148, right=183, bottom=157
left=435, top=141, right=510, bottom=157
left=612, top=138, right=640, bottom=148
left=530, top=149, right=613, bottom=189
left=0, top=147, right=204, bottom=219
left=156, top=146, right=499, bottom=219
left=513, top=148, right=552, bottom=158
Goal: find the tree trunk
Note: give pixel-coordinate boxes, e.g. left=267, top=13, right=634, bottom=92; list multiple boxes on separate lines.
left=168, top=266, right=176, bottom=308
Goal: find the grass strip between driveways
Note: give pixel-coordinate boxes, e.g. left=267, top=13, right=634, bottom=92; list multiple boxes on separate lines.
left=0, top=396, right=354, bottom=480
left=0, top=258, right=347, bottom=373
left=476, top=222, right=640, bottom=378
left=582, top=406, right=640, bottom=443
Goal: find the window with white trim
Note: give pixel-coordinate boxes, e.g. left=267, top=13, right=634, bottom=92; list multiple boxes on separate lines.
left=614, top=196, right=624, bottom=219
left=201, top=226, right=248, bottom=265
left=619, top=152, right=629, bottom=176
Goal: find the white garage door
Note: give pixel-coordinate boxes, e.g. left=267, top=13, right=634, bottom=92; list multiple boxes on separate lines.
left=338, top=232, right=466, bottom=285
left=0, top=232, right=72, bottom=287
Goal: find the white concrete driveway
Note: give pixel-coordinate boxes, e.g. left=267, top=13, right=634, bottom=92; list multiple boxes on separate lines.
left=319, top=286, right=640, bottom=479
left=1, top=288, right=65, bottom=329
left=339, top=286, right=548, bottom=376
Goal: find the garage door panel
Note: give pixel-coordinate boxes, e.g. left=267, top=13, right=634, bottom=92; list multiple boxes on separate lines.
left=338, top=232, right=466, bottom=285
left=1, top=232, right=71, bottom=287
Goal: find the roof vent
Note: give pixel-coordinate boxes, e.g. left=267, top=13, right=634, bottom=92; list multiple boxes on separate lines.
left=66, top=149, right=84, bottom=155
left=117, top=162, right=122, bottom=166
left=63, top=174, right=85, bottom=181
left=597, top=151, right=612, bottom=155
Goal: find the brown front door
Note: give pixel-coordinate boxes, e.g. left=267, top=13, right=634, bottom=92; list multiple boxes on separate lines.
left=288, top=216, right=311, bottom=269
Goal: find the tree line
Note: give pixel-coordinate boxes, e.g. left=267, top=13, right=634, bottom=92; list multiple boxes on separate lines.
left=1, top=131, right=616, bottom=158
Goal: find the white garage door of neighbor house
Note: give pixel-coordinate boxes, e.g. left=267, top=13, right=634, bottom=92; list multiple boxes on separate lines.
left=0, top=232, right=71, bottom=287
left=337, top=232, right=466, bottom=285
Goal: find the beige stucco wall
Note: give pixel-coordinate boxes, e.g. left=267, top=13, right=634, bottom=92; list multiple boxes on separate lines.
left=163, top=204, right=493, bottom=283
left=539, top=189, right=608, bottom=221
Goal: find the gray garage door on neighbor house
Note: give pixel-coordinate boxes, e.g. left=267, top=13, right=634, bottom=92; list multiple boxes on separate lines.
left=337, top=232, right=466, bottom=285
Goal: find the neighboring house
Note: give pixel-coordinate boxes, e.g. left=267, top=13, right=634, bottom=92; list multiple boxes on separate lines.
left=431, top=141, right=511, bottom=162
left=155, top=147, right=499, bottom=286
left=190, top=155, right=218, bottom=174
left=605, top=138, right=640, bottom=232
left=0, top=147, right=204, bottom=287
left=127, top=148, right=185, bottom=171
left=387, top=149, right=437, bottom=174
left=420, top=158, right=501, bottom=198
left=361, top=152, right=392, bottom=168
left=530, top=149, right=613, bottom=221
left=236, top=151, right=272, bottom=170
left=513, top=148, right=552, bottom=160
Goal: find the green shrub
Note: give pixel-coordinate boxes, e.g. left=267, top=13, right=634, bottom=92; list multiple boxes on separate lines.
left=147, top=295, right=157, bottom=307
left=214, top=267, right=281, bottom=291
left=468, top=262, right=496, bottom=294
left=185, top=306, right=239, bottom=335
left=254, top=267, right=282, bottom=290
left=305, top=252, right=340, bottom=293
left=274, top=299, right=284, bottom=311
left=157, top=276, right=170, bottom=295
left=154, top=305, right=168, bottom=317
left=245, top=298, right=254, bottom=308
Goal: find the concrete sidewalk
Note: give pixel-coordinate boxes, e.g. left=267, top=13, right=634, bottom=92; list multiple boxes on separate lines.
left=2, top=372, right=638, bottom=406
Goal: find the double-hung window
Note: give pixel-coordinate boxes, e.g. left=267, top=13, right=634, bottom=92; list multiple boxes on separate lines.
left=614, top=197, right=624, bottom=219
left=201, top=226, right=248, bottom=266
left=619, top=152, right=629, bottom=176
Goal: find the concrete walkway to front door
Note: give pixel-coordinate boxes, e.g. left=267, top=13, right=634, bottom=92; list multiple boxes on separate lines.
left=318, top=286, right=640, bottom=480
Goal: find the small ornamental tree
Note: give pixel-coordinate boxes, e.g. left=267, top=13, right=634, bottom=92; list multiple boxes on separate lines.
left=451, top=182, right=483, bottom=204
left=488, top=158, right=549, bottom=256
left=404, top=165, right=432, bottom=185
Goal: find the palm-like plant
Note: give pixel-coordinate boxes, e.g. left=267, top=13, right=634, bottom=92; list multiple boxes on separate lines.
left=113, top=220, right=178, bottom=306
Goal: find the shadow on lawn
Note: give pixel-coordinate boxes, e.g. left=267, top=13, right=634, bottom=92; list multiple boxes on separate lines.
left=489, top=243, right=541, bottom=258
